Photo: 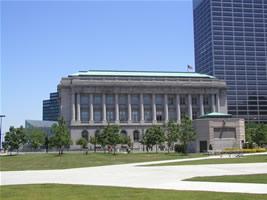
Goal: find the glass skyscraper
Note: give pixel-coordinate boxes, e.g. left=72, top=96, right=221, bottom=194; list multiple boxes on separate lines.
left=43, top=92, right=60, bottom=121
left=193, top=0, right=267, bottom=123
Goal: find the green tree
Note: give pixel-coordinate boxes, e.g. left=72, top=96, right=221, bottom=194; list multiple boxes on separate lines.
left=245, top=123, right=267, bottom=147
left=89, top=136, right=98, bottom=153
left=76, top=137, right=89, bottom=155
left=177, top=116, right=196, bottom=154
left=245, top=123, right=257, bottom=147
left=165, top=121, right=179, bottom=153
left=26, top=128, right=45, bottom=150
left=3, top=126, right=27, bottom=155
left=97, top=130, right=108, bottom=153
left=252, top=123, right=267, bottom=147
left=103, top=124, right=120, bottom=155
left=120, top=135, right=132, bottom=153
left=144, top=126, right=165, bottom=153
left=50, top=117, right=72, bottom=155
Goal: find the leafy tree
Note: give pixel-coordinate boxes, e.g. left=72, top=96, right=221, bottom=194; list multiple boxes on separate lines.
left=89, top=136, right=98, bottom=153
left=3, top=126, right=27, bottom=154
left=97, top=130, right=108, bottom=153
left=50, top=117, right=72, bottom=155
left=144, top=126, right=165, bottom=153
left=26, top=128, right=45, bottom=150
left=120, top=135, right=132, bottom=153
left=103, top=124, right=120, bottom=155
left=177, top=116, right=196, bottom=154
left=252, top=123, right=267, bottom=147
left=44, top=136, right=49, bottom=153
left=245, top=123, right=267, bottom=147
left=76, top=137, right=89, bottom=155
left=245, top=123, right=257, bottom=147
left=165, top=121, right=179, bottom=153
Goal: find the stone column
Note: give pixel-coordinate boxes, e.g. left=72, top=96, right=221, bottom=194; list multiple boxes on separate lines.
left=140, top=93, right=144, bottom=123
left=176, top=94, right=181, bottom=123
left=200, top=94, right=204, bottom=116
left=89, top=94, right=94, bottom=123
left=152, top=94, right=157, bottom=123
left=77, top=93, right=81, bottom=122
left=216, top=93, right=220, bottom=112
left=102, top=94, right=106, bottom=123
left=211, top=94, right=216, bottom=112
left=128, top=94, right=132, bottom=123
left=164, top=94, right=168, bottom=123
left=71, top=93, right=76, bottom=122
left=115, top=94, right=119, bottom=123
left=188, top=94, right=192, bottom=120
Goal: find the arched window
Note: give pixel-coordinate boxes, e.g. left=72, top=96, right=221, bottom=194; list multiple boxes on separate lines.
left=133, top=130, right=140, bottom=142
left=120, top=130, right=127, bottom=137
left=81, top=130, right=89, bottom=141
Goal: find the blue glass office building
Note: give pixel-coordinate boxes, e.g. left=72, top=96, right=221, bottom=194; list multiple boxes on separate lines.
left=43, top=92, right=60, bottom=121
left=193, top=0, right=267, bottom=123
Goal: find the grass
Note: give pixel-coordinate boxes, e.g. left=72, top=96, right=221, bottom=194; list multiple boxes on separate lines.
left=1, top=184, right=267, bottom=200
left=148, top=155, right=267, bottom=166
left=0, top=152, right=204, bottom=171
left=184, top=173, right=267, bottom=184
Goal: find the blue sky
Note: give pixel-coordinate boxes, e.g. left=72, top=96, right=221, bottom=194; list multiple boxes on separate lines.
left=1, top=0, right=194, bottom=132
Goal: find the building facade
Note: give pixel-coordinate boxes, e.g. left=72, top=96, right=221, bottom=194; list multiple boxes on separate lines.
left=193, top=114, right=245, bottom=152
left=43, top=92, right=60, bottom=121
left=58, top=70, right=228, bottom=150
left=193, top=0, right=267, bottom=123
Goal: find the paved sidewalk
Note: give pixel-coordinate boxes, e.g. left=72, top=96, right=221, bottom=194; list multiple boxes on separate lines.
left=1, top=154, right=267, bottom=194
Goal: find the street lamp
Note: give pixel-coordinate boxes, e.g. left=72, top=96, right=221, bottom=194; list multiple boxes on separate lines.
left=0, top=115, right=6, bottom=150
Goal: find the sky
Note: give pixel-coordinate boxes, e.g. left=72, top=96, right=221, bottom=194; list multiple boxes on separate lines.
left=1, top=0, right=195, bottom=133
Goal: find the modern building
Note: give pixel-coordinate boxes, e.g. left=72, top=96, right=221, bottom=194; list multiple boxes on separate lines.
left=193, top=0, right=267, bottom=123
left=58, top=70, right=230, bottom=151
left=25, top=120, right=57, bottom=137
left=43, top=92, right=60, bottom=121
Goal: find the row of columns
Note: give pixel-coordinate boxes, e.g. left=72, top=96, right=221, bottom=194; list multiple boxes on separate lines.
left=71, top=93, right=220, bottom=123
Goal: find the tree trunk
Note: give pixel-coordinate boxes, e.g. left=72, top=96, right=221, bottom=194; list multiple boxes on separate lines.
left=168, top=146, right=170, bottom=154
left=113, top=145, right=116, bottom=155
left=156, top=144, right=158, bottom=153
left=94, top=143, right=96, bottom=153
left=183, top=142, right=187, bottom=155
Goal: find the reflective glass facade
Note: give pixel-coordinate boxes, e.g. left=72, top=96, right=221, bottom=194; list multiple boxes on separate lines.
left=193, top=0, right=267, bottom=123
left=43, top=92, right=60, bottom=121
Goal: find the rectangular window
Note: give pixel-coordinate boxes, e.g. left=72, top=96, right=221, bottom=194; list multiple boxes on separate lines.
left=119, top=110, right=127, bottom=122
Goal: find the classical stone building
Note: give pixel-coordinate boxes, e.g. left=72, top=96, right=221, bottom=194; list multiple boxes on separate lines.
left=58, top=70, right=230, bottom=151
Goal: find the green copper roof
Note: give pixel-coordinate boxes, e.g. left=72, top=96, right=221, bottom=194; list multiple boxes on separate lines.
left=69, top=70, right=215, bottom=79
left=199, top=112, right=232, bottom=119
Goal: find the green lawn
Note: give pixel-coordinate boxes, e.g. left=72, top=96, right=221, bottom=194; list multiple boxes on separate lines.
left=184, top=173, right=267, bottom=184
left=1, top=184, right=266, bottom=200
left=148, top=155, right=267, bottom=166
left=0, top=152, right=204, bottom=171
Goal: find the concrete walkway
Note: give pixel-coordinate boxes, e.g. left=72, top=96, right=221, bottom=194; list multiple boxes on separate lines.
left=1, top=154, right=267, bottom=194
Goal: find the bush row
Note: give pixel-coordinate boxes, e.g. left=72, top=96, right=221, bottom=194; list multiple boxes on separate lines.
left=223, top=148, right=267, bottom=154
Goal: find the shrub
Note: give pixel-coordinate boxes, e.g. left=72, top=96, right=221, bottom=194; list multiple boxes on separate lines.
left=174, top=144, right=185, bottom=153
left=223, top=148, right=266, bottom=154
